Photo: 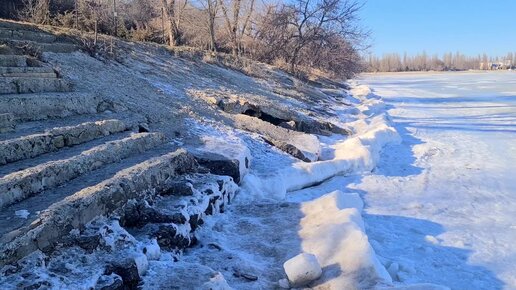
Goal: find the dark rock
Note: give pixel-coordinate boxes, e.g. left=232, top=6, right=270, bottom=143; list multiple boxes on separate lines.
left=195, top=153, right=241, bottom=183
left=263, top=138, right=311, bottom=162
left=160, top=180, right=194, bottom=196
left=95, top=273, right=124, bottom=290
left=76, top=234, right=101, bottom=253
left=120, top=202, right=185, bottom=228
left=138, top=123, right=150, bottom=133
left=189, top=214, right=204, bottom=232
left=152, top=225, right=192, bottom=249
left=233, top=270, right=258, bottom=281
left=105, top=259, right=141, bottom=290
left=278, top=120, right=297, bottom=130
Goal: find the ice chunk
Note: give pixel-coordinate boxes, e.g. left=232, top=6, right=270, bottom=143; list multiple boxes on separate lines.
left=283, top=253, right=322, bottom=287
left=278, top=278, right=290, bottom=289
left=15, top=209, right=30, bottom=219
left=133, top=253, right=149, bottom=277
left=143, top=239, right=161, bottom=261
left=202, top=272, right=233, bottom=290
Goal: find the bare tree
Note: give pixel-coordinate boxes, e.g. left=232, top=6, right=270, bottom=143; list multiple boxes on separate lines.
left=219, top=0, right=255, bottom=55
left=19, top=0, right=50, bottom=24
left=160, top=0, right=189, bottom=46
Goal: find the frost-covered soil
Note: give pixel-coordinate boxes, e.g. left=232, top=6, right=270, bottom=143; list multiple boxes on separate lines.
left=350, top=71, right=516, bottom=290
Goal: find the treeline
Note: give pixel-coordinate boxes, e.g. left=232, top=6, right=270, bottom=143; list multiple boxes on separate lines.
left=8, top=0, right=368, bottom=78
left=366, top=52, right=516, bottom=72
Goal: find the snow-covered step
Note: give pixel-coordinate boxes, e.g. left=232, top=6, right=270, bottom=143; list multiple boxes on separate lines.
left=0, top=55, right=29, bottom=67
left=121, top=174, right=237, bottom=249
left=0, top=77, right=72, bottom=94
left=0, top=149, right=198, bottom=266
left=0, top=119, right=129, bottom=165
left=0, top=66, right=56, bottom=78
left=0, top=92, right=102, bottom=121
left=0, top=132, right=167, bottom=209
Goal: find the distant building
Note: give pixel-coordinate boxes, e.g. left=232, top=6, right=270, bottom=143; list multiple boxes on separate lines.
left=480, top=60, right=514, bottom=70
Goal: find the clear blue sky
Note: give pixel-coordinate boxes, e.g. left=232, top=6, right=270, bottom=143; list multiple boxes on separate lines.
left=360, top=0, right=516, bottom=57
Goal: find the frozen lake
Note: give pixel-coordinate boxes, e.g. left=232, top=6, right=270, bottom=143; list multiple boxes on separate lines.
left=355, top=71, right=516, bottom=289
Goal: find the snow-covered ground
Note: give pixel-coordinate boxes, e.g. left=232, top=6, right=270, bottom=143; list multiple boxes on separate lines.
left=350, top=71, right=516, bottom=290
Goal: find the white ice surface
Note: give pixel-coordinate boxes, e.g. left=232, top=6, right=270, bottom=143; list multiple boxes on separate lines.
left=354, top=71, right=516, bottom=289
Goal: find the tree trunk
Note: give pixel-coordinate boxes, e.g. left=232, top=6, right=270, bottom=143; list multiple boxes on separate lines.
left=160, top=0, right=180, bottom=46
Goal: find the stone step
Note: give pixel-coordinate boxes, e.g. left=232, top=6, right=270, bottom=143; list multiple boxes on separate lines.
left=0, top=113, right=15, bottom=133
left=0, top=111, right=144, bottom=142
left=0, top=92, right=102, bottom=121
left=0, top=66, right=56, bottom=78
left=1, top=39, right=79, bottom=54
left=0, top=132, right=167, bottom=209
left=0, top=171, right=238, bottom=288
left=0, top=77, right=72, bottom=94
left=0, top=131, right=133, bottom=177
left=0, top=143, right=178, bottom=238
left=0, top=119, right=129, bottom=165
left=0, top=55, right=28, bottom=67
left=0, top=148, right=198, bottom=266
left=0, top=27, right=57, bottom=43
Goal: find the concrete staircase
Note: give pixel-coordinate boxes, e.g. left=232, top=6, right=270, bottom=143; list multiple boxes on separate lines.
left=0, top=20, right=246, bottom=289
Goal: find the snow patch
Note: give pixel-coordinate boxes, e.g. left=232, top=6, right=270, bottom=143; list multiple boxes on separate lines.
left=15, top=209, right=30, bottom=219
left=241, top=111, right=400, bottom=200
left=298, top=190, right=392, bottom=288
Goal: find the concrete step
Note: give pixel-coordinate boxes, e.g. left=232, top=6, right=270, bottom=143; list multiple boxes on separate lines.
left=0, top=66, right=56, bottom=78
left=0, top=55, right=28, bottom=67
left=0, top=143, right=180, bottom=239
left=0, top=92, right=102, bottom=121
left=0, top=111, right=145, bottom=141
left=0, top=132, right=167, bottom=209
left=0, top=77, right=72, bottom=94
left=0, top=148, right=198, bottom=266
left=1, top=39, right=79, bottom=53
left=0, top=113, right=15, bottom=133
left=0, top=119, right=129, bottom=165
left=0, top=27, right=57, bottom=43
